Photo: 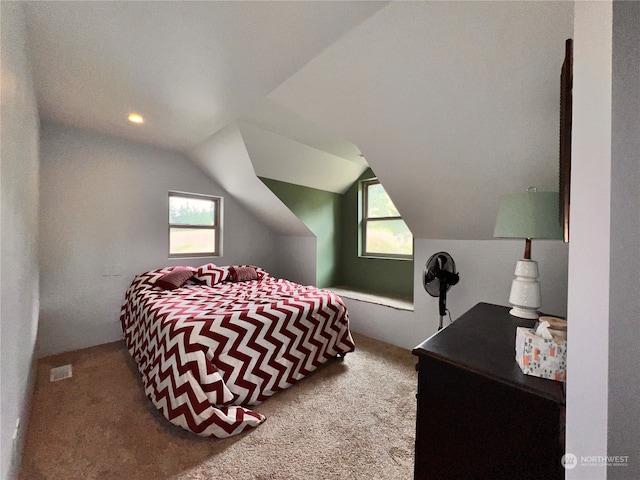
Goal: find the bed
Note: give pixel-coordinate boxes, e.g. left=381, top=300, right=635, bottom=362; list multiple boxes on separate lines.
left=120, top=264, right=355, bottom=438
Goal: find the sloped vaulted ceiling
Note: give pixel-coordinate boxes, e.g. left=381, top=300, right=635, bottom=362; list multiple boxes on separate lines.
left=23, top=1, right=387, bottom=150
left=237, top=120, right=368, bottom=194
left=271, top=1, right=574, bottom=239
left=190, top=122, right=313, bottom=237
left=22, top=1, right=383, bottom=235
left=22, top=1, right=573, bottom=240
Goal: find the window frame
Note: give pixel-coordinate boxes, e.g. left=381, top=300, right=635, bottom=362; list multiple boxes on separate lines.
left=360, top=178, right=413, bottom=260
left=168, top=191, right=222, bottom=258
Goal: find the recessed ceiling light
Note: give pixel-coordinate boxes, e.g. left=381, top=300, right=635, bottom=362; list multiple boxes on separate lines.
left=127, top=113, right=144, bottom=124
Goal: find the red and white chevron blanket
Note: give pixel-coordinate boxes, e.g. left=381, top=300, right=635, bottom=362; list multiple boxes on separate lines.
left=120, top=266, right=355, bottom=438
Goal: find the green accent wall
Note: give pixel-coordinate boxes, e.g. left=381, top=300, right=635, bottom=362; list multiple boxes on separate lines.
left=340, top=169, right=414, bottom=299
left=260, top=171, right=413, bottom=299
left=260, top=178, right=342, bottom=288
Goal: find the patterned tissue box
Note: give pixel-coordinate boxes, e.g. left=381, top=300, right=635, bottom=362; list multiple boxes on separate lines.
left=515, top=326, right=567, bottom=382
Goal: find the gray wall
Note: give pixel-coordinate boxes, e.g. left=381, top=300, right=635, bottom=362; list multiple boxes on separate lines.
left=0, top=3, right=40, bottom=479
left=275, top=236, right=316, bottom=287
left=609, top=1, right=640, bottom=478
left=38, top=122, right=279, bottom=357
left=346, top=238, right=567, bottom=350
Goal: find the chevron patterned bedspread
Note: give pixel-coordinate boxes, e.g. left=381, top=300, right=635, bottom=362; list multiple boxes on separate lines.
left=120, top=266, right=355, bottom=438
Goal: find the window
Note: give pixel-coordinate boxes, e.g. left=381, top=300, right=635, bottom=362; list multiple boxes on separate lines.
left=361, top=179, right=413, bottom=259
left=168, top=192, right=222, bottom=258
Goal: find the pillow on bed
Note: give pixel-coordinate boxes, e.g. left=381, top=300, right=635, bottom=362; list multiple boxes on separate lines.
left=195, top=263, right=229, bottom=286
left=155, top=268, right=194, bottom=290
left=227, top=265, right=259, bottom=282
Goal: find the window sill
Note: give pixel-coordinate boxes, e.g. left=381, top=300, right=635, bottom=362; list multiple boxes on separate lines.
left=327, top=285, right=414, bottom=312
left=359, top=255, right=413, bottom=261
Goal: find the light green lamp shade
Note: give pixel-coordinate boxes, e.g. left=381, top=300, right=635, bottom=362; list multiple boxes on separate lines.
left=493, top=191, right=563, bottom=239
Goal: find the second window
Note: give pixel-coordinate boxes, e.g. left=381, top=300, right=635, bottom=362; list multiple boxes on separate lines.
left=361, top=178, right=413, bottom=259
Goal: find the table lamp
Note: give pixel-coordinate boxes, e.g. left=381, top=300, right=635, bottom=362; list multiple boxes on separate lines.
left=493, top=187, right=563, bottom=319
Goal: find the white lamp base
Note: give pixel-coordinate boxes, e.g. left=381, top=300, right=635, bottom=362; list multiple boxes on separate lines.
left=508, top=259, right=541, bottom=319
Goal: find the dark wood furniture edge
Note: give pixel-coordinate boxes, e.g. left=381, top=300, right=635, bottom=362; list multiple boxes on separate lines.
left=412, top=302, right=565, bottom=404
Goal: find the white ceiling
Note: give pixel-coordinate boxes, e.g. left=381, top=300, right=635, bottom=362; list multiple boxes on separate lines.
left=270, top=1, right=574, bottom=239
left=22, top=1, right=383, bottom=197
left=21, top=1, right=574, bottom=240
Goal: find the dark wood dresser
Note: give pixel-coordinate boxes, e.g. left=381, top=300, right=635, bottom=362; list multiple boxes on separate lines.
left=412, top=302, right=565, bottom=480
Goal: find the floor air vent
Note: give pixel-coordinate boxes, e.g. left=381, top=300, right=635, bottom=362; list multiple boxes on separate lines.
left=49, top=364, right=73, bottom=382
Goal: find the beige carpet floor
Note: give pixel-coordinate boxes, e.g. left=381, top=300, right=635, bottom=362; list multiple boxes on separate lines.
left=19, top=332, right=417, bottom=480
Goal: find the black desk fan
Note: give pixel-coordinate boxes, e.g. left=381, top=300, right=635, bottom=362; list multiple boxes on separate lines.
left=423, top=252, right=460, bottom=330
